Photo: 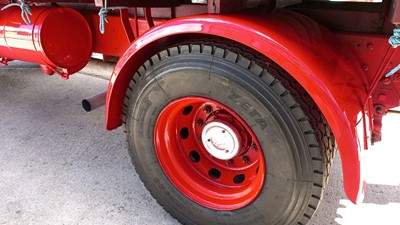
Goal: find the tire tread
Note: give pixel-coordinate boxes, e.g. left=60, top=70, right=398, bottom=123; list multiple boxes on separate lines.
left=122, top=40, right=337, bottom=225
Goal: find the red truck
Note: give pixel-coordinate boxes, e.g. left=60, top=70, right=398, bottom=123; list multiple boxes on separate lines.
left=1, top=0, right=399, bottom=224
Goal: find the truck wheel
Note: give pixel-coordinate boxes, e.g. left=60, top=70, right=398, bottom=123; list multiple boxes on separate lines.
left=123, top=42, right=336, bottom=225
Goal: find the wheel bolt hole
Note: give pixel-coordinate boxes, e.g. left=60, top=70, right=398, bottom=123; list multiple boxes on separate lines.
left=233, top=174, right=245, bottom=184
left=256, top=166, right=259, bottom=174
left=207, top=139, right=211, bottom=142
left=208, top=168, right=221, bottom=179
left=180, top=127, right=189, bottom=139
left=222, top=130, right=226, bottom=133
left=182, top=106, right=193, bottom=115
left=189, top=150, right=201, bottom=163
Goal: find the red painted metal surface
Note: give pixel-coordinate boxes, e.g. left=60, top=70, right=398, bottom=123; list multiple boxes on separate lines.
left=106, top=9, right=369, bottom=203
left=0, top=6, right=92, bottom=78
left=335, top=34, right=397, bottom=86
left=335, top=33, right=400, bottom=145
left=84, top=14, right=165, bottom=57
left=370, top=72, right=400, bottom=142
left=155, top=97, right=265, bottom=210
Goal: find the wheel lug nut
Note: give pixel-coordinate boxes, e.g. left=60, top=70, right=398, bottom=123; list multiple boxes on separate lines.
left=196, top=119, right=204, bottom=126
left=242, top=156, right=250, bottom=163
left=204, top=105, right=212, bottom=114
left=251, top=142, right=258, bottom=151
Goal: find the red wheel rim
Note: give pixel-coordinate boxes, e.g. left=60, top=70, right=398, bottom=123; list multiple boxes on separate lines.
left=154, top=97, right=266, bottom=210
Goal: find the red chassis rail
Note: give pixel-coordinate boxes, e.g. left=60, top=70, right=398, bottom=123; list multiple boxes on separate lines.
left=1, top=0, right=400, bottom=207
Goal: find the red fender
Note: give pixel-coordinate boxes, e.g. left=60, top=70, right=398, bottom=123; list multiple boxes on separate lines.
left=106, top=9, right=367, bottom=204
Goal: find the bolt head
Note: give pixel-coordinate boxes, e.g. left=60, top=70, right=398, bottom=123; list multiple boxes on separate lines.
left=242, top=156, right=250, bottom=163
left=361, top=64, right=368, bottom=71
left=376, top=107, right=382, bottom=115
left=383, top=78, right=391, bottom=85
left=196, top=119, right=204, bottom=126
left=204, top=106, right=212, bottom=114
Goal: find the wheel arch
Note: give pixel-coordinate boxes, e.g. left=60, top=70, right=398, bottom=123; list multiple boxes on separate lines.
left=106, top=9, right=366, bottom=204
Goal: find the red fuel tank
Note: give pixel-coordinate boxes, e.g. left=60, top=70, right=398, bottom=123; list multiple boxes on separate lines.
left=0, top=6, right=92, bottom=78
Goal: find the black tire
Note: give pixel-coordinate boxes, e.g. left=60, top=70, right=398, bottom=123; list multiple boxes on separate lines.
left=123, top=42, right=336, bottom=225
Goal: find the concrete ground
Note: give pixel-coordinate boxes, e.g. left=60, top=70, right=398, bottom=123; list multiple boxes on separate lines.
left=0, top=63, right=399, bottom=225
